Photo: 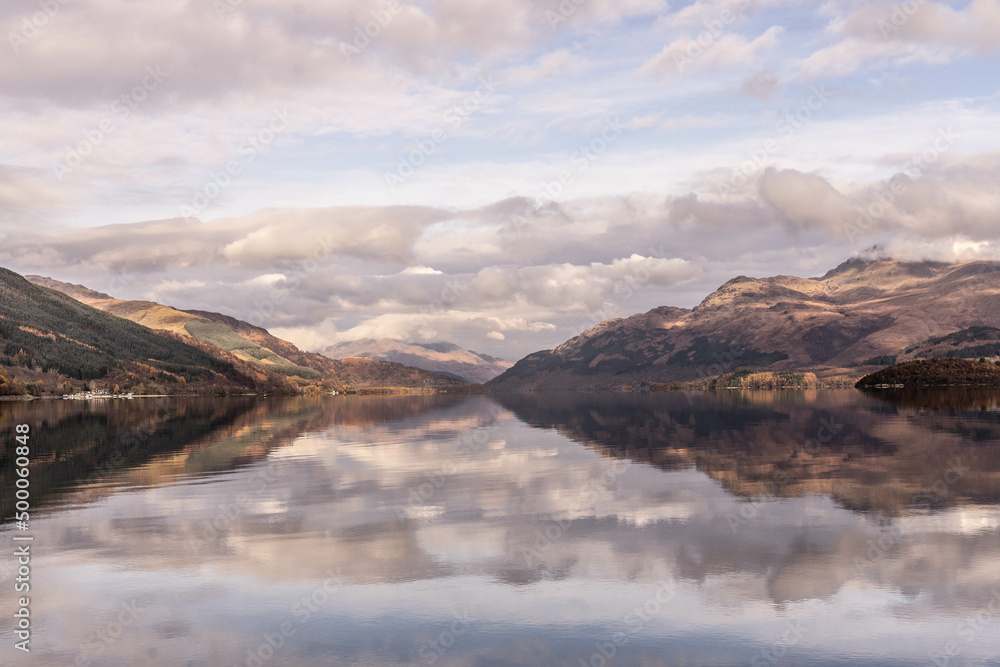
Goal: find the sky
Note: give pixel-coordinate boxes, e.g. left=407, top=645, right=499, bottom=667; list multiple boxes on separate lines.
left=0, top=0, right=998, bottom=360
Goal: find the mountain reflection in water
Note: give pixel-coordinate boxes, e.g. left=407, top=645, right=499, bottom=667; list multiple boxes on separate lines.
left=1, top=390, right=998, bottom=666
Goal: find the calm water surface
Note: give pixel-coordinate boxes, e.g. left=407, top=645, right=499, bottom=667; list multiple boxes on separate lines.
left=2, top=390, right=1000, bottom=666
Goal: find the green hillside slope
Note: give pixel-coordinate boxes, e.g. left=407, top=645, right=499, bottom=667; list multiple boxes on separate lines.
left=18, top=271, right=468, bottom=394
left=0, top=267, right=251, bottom=393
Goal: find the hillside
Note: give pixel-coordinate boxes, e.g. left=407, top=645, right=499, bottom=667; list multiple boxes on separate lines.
left=0, top=267, right=259, bottom=395
left=488, top=258, right=1000, bottom=391
left=897, top=326, right=1000, bottom=362
left=27, top=275, right=321, bottom=379
left=856, top=359, right=1000, bottom=388
left=323, top=338, right=511, bottom=383
left=18, top=273, right=465, bottom=394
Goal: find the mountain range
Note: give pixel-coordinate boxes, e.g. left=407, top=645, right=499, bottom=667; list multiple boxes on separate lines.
left=322, top=338, right=512, bottom=384
left=488, top=258, right=1000, bottom=391
left=0, top=270, right=463, bottom=396
left=9, top=257, right=1000, bottom=396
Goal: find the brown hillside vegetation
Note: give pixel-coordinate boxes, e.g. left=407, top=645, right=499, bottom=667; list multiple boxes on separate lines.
left=489, top=258, right=1000, bottom=391
left=10, top=272, right=464, bottom=395
left=856, top=358, right=1000, bottom=388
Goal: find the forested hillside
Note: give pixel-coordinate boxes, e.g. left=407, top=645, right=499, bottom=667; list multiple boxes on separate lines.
left=0, top=267, right=256, bottom=395
left=9, top=270, right=466, bottom=396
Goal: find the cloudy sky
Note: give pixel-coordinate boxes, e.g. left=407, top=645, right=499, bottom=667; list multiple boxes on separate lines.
left=0, top=0, right=998, bottom=359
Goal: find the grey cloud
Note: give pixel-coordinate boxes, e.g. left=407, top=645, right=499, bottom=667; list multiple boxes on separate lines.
left=760, top=167, right=857, bottom=233
left=0, top=164, right=75, bottom=225
left=472, top=256, right=698, bottom=313
left=217, top=206, right=448, bottom=267
left=0, top=0, right=668, bottom=110
left=0, top=206, right=449, bottom=272
left=4, top=149, right=1000, bottom=358
left=740, top=67, right=781, bottom=100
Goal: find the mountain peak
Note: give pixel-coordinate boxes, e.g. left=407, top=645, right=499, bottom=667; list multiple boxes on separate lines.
left=25, top=275, right=114, bottom=301
left=323, top=338, right=511, bottom=384
left=818, top=257, right=955, bottom=283
left=817, top=256, right=879, bottom=280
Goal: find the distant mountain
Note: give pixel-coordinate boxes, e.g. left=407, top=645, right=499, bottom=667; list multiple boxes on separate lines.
left=487, top=258, right=1000, bottom=391
left=323, top=338, right=512, bottom=384
left=20, top=273, right=465, bottom=394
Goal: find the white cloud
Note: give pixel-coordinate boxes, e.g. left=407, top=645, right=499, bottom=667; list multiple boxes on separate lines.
left=506, top=50, right=591, bottom=84
left=641, top=26, right=785, bottom=78
left=655, top=0, right=804, bottom=29
left=796, top=0, right=1000, bottom=80
left=400, top=266, right=444, bottom=276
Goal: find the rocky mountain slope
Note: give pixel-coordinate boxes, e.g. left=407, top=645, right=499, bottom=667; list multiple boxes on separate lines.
left=897, top=326, right=1000, bottom=362
left=18, top=273, right=464, bottom=394
left=323, top=338, right=512, bottom=384
left=487, top=258, right=1000, bottom=391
